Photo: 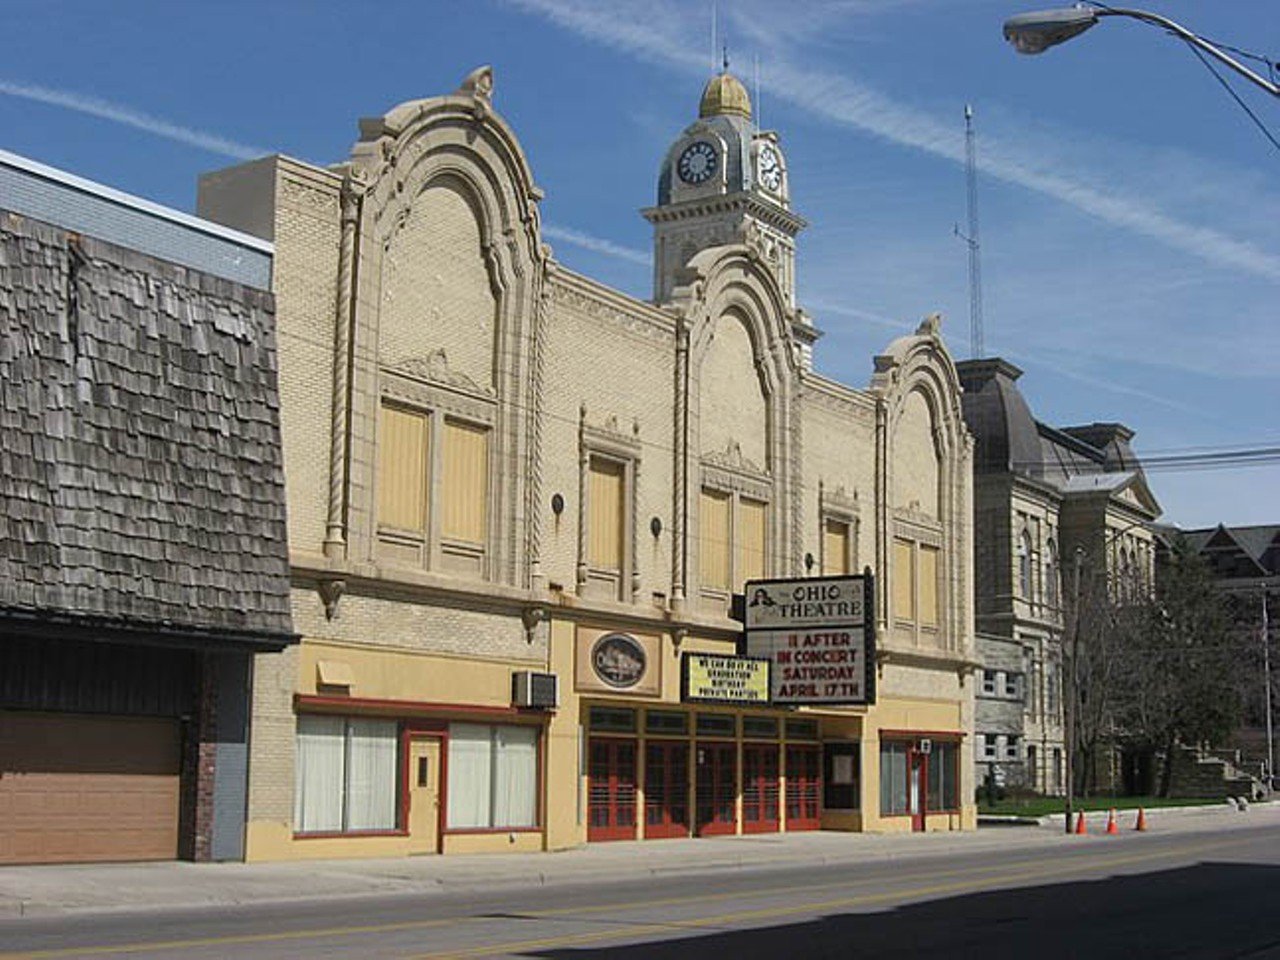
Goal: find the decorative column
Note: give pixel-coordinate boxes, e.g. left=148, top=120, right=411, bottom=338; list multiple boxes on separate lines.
left=576, top=405, right=589, bottom=593
left=671, top=321, right=690, bottom=612
left=323, top=168, right=364, bottom=559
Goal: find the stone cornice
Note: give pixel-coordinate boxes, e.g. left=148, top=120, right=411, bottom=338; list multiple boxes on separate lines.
left=289, top=552, right=742, bottom=640
left=641, top=193, right=807, bottom=235
left=548, top=268, right=674, bottom=341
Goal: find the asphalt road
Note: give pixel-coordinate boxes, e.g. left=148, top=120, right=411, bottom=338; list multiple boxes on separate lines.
left=3, top=824, right=1279, bottom=959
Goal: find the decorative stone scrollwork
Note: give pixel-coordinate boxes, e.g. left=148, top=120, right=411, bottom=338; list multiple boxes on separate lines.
left=391, top=348, right=495, bottom=398
left=317, top=578, right=345, bottom=621
left=457, top=65, right=495, bottom=104
left=703, top=439, right=766, bottom=478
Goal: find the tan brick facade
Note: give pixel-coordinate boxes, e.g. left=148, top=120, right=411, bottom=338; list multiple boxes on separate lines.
left=199, top=66, right=978, bottom=860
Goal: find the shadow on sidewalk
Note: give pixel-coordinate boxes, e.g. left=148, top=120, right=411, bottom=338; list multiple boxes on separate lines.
left=532, top=861, right=1280, bottom=960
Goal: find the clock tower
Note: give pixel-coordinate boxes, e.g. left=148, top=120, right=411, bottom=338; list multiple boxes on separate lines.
left=643, top=70, right=806, bottom=306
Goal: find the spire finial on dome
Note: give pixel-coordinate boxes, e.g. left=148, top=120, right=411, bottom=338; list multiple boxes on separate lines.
left=723, top=44, right=729, bottom=73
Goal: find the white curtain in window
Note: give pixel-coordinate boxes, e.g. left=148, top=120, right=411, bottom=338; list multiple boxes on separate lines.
left=295, top=715, right=345, bottom=833
left=448, top=723, right=493, bottom=829
left=345, top=718, right=398, bottom=830
left=493, top=725, right=538, bottom=828
left=879, top=743, right=908, bottom=816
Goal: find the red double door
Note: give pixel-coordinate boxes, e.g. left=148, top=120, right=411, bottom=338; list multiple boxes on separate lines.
left=695, top=742, right=737, bottom=836
left=785, top=744, right=821, bottom=831
left=588, top=738, right=637, bottom=841
left=644, top=741, right=689, bottom=839
left=742, top=744, right=780, bottom=833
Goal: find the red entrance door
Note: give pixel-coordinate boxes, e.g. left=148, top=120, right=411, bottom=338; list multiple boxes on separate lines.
left=909, top=751, right=927, bottom=832
left=588, top=738, right=637, bottom=841
left=742, top=744, right=780, bottom=834
left=785, top=745, right=821, bottom=831
left=696, top=742, right=736, bottom=836
left=644, top=741, right=689, bottom=839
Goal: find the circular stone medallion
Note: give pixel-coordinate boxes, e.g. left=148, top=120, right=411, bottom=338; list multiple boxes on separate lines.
left=591, top=633, right=647, bottom=689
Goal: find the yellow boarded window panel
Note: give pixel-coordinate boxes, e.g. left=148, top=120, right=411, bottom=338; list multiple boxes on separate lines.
left=588, top=457, right=625, bottom=571
left=823, top=519, right=850, bottom=576
left=919, top=544, right=940, bottom=627
left=442, top=420, right=489, bottom=544
left=737, top=498, right=767, bottom=586
left=892, top=538, right=915, bottom=621
left=378, top=404, right=429, bottom=533
left=699, top=489, right=731, bottom=591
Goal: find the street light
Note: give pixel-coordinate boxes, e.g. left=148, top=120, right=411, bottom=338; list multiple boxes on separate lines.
left=1003, top=6, right=1280, bottom=99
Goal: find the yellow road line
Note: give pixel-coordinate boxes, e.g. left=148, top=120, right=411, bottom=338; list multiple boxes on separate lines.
left=0, top=833, right=1260, bottom=960
left=408, top=835, right=1263, bottom=960
left=0, top=857, right=1028, bottom=960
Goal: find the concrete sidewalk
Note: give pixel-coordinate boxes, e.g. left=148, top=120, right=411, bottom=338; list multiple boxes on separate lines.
left=2, top=801, right=1273, bottom=919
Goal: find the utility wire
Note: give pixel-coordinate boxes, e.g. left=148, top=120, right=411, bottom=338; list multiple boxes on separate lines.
left=1181, top=38, right=1280, bottom=157
left=272, top=322, right=1280, bottom=479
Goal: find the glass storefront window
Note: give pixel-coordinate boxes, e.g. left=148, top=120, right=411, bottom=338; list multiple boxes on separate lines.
left=926, top=741, right=959, bottom=811
left=743, top=716, right=779, bottom=740
left=696, top=713, right=736, bottom=738
left=823, top=741, right=859, bottom=809
left=879, top=741, right=909, bottom=815
left=447, top=723, right=538, bottom=830
left=295, top=715, right=399, bottom=833
left=645, top=710, right=689, bottom=736
left=786, top=718, right=819, bottom=741
left=589, top=706, right=637, bottom=733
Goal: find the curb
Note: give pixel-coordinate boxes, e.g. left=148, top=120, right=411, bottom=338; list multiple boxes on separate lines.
left=3, top=806, right=1274, bottom=920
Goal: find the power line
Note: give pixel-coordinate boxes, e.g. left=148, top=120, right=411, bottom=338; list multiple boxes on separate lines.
left=1182, top=39, right=1280, bottom=157
left=270, top=324, right=1280, bottom=479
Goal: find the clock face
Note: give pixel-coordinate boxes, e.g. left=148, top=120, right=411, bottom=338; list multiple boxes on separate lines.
left=677, top=141, right=718, bottom=185
left=757, top=144, right=782, bottom=193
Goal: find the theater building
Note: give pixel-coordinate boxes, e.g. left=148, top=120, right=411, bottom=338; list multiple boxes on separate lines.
left=198, top=65, right=977, bottom=860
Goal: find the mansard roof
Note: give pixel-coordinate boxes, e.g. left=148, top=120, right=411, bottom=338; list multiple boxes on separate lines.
left=0, top=211, right=295, bottom=647
left=956, top=356, right=1160, bottom=517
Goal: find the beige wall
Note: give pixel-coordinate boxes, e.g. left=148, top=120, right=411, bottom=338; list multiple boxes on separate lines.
left=197, top=72, right=978, bottom=861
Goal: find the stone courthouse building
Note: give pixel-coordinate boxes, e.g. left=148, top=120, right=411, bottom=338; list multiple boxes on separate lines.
left=957, top=358, right=1159, bottom=796
left=198, top=66, right=978, bottom=860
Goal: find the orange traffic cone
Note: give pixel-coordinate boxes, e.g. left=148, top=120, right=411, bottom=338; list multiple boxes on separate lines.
left=1134, top=808, right=1148, bottom=832
left=1106, top=808, right=1119, bottom=835
left=1075, top=810, right=1087, bottom=834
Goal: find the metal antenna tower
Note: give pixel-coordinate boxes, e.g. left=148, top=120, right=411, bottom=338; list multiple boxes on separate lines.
left=954, top=104, right=985, bottom=359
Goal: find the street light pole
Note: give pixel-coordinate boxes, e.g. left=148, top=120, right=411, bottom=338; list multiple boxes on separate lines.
left=1064, top=546, right=1084, bottom=833
left=1264, top=586, right=1274, bottom=790
left=1003, top=6, right=1280, bottom=99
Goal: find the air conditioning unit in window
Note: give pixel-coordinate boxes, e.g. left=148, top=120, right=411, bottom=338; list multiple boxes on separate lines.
left=512, top=671, right=559, bottom=709
left=918, top=738, right=933, bottom=755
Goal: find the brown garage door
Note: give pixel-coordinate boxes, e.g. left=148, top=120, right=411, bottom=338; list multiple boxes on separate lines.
left=0, top=711, right=181, bottom=864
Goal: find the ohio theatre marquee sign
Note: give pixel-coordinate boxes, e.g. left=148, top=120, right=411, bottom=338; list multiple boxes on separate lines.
left=743, top=574, right=876, bottom=706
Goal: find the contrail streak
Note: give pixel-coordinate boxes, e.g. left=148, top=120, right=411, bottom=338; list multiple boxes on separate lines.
left=543, top=225, right=650, bottom=265
left=510, top=0, right=1280, bottom=283
left=0, top=80, right=268, bottom=160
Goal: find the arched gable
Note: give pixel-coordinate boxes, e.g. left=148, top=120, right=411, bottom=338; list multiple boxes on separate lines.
left=338, top=67, right=549, bottom=588
left=870, top=314, right=973, bottom=658
left=666, top=243, right=807, bottom=601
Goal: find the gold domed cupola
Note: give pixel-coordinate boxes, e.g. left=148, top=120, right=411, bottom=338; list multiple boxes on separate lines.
left=699, top=71, right=752, bottom=120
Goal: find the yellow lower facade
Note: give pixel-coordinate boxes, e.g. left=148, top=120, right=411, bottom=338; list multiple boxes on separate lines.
left=245, top=614, right=975, bottom=862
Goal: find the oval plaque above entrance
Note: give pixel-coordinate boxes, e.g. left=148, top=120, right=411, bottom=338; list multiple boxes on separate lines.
left=575, top=627, right=662, bottom=698
left=591, top=633, right=647, bottom=689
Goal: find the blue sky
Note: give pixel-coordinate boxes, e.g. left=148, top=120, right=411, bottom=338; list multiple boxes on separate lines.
left=3, top=0, right=1277, bottom=529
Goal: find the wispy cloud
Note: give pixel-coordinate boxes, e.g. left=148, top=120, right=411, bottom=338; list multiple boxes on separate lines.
left=0, top=80, right=267, bottom=160
left=1002, top=349, right=1207, bottom=417
left=508, top=0, right=1280, bottom=283
left=806, top=298, right=912, bottom=331
left=543, top=224, right=650, bottom=265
